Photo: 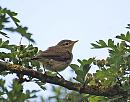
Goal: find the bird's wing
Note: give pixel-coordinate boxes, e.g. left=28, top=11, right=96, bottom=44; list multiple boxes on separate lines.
left=33, top=46, right=72, bottom=62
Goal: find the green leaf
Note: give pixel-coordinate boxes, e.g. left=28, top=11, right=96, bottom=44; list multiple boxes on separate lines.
left=0, top=31, right=9, bottom=38
left=2, top=40, right=9, bottom=45
left=80, top=58, right=94, bottom=76
left=86, top=58, right=95, bottom=64
left=83, top=64, right=91, bottom=76
left=70, top=64, right=83, bottom=76
left=0, top=39, right=9, bottom=48
left=4, top=26, right=35, bottom=43
left=0, top=7, right=35, bottom=43
left=16, top=27, right=35, bottom=43
left=126, top=24, right=130, bottom=29
left=89, top=95, right=107, bottom=102
left=70, top=64, right=79, bottom=71
left=77, top=59, right=83, bottom=64
left=75, top=75, right=84, bottom=83
left=116, top=32, right=130, bottom=42
left=108, top=39, right=115, bottom=49
left=76, top=70, right=84, bottom=78
left=97, top=40, right=107, bottom=47
left=91, top=40, right=107, bottom=49
left=4, top=27, right=16, bottom=32
left=12, top=17, right=20, bottom=23
left=91, top=43, right=101, bottom=48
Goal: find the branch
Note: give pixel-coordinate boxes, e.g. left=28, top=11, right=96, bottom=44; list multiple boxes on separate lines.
left=0, top=61, right=127, bottom=97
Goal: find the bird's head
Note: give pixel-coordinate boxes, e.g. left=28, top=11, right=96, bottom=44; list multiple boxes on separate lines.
left=57, top=40, right=78, bottom=52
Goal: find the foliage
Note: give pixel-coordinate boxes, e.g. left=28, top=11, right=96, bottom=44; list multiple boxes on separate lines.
left=70, top=58, right=94, bottom=84
left=0, top=7, right=35, bottom=42
left=0, top=6, right=43, bottom=101
left=1, top=6, right=130, bottom=102
left=69, top=24, right=130, bottom=101
left=0, top=79, right=39, bottom=102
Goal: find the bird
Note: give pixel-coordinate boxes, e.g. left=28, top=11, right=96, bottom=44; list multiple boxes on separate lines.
left=31, top=39, right=78, bottom=73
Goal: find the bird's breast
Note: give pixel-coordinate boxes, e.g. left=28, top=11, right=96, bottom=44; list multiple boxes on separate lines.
left=43, top=58, right=72, bottom=72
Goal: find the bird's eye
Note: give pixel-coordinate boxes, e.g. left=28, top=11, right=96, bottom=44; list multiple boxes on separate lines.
left=65, top=42, right=69, bottom=45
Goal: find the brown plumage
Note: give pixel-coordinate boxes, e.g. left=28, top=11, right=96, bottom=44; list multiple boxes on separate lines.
left=31, top=40, right=78, bottom=72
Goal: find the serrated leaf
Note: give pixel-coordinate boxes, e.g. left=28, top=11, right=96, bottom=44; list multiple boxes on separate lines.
left=70, top=64, right=79, bottom=71
left=91, top=40, right=107, bottom=49
left=83, top=64, right=91, bottom=75
left=0, top=38, right=2, bottom=43
left=2, top=40, right=9, bottom=45
left=4, top=27, right=16, bottom=32
left=97, top=40, right=107, bottom=47
left=116, top=32, right=130, bottom=42
left=77, top=59, right=83, bottom=64
left=4, top=26, right=35, bottom=43
left=91, top=43, right=101, bottom=48
left=0, top=39, right=9, bottom=48
left=87, top=58, right=95, bottom=64
left=127, top=24, right=130, bottom=26
left=0, top=31, right=9, bottom=38
left=108, top=39, right=115, bottom=48
left=75, top=75, right=84, bottom=83
left=76, top=70, right=84, bottom=77
left=12, top=17, right=20, bottom=23
left=70, top=64, right=83, bottom=78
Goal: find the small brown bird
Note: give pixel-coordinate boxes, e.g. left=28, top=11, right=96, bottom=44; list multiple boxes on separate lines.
left=31, top=40, right=78, bottom=72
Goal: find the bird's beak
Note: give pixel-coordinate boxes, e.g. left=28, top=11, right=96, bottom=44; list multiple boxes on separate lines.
left=73, top=40, right=79, bottom=43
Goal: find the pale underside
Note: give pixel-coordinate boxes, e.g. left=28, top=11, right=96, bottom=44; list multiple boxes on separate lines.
left=40, top=59, right=72, bottom=71
left=33, top=46, right=73, bottom=71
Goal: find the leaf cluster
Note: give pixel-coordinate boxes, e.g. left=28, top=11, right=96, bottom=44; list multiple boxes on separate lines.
left=0, top=7, right=35, bottom=43
left=0, top=6, right=45, bottom=101
left=0, top=79, right=39, bottom=102
left=1, top=6, right=130, bottom=102
left=68, top=24, right=130, bottom=101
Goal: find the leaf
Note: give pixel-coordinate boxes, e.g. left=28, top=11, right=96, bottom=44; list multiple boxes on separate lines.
left=86, top=58, right=95, bottom=64
left=76, top=70, right=84, bottom=78
left=91, top=43, right=101, bottom=48
left=4, top=27, right=16, bottom=32
left=83, top=64, right=91, bottom=76
left=0, top=14, right=10, bottom=23
left=70, top=64, right=84, bottom=82
left=108, top=39, right=115, bottom=49
left=70, top=64, right=79, bottom=70
left=89, top=96, right=107, bottom=102
left=4, top=26, right=35, bottom=43
left=127, top=24, right=130, bottom=26
left=16, top=26, right=35, bottom=43
left=116, top=32, right=130, bottom=42
left=2, top=40, right=9, bottom=45
left=12, top=17, right=20, bottom=23
left=0, top=31, right=9, bottom=38
left=75, top=75, right=84, bottom=83
left=0, top=7, right=35, bottom=43
left=91, top=40, right=107, bottom=49
left=97, top=40, right=107, bottom=47
left=77, top=59, right=83, bottom=64
left=0, top=52, right=11, bottom=59
left=0, top=25, right=4, bottom=30
left=70, top=64, right=79, bottom=72
left=0, top=39, right=9, bottom=48
left=126, top=24, right=130, bottom=29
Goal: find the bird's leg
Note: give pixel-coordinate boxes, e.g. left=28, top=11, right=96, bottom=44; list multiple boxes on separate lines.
left=48, top=60, right=64, bottom=79
left=44, top=68, right=46, bottom=74
left=56, top=71, right=64, bottom=79
left=42, top=65, right=47, bottom=74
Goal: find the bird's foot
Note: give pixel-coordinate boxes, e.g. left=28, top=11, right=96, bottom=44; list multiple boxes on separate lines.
left=56, top=72, right=64, bottom=79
